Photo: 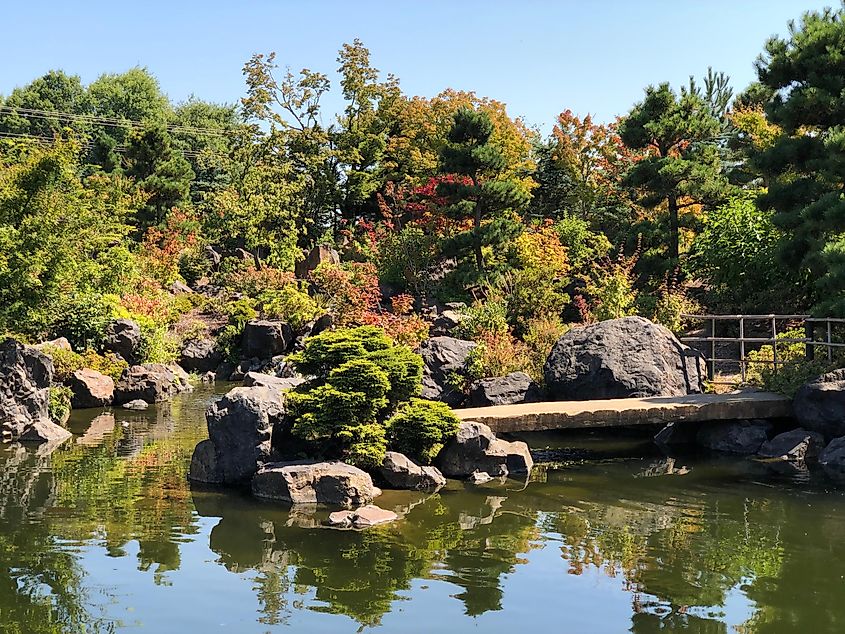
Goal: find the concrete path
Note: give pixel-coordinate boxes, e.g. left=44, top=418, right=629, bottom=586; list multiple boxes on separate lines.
left=452, top=392, right=793, bottom=434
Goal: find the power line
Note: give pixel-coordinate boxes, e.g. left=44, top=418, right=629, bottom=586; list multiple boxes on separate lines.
left=0, top=105, right=232, bottom=137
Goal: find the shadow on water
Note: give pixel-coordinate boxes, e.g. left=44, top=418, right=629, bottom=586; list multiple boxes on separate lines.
left=2, top=389, right=845, bottom=632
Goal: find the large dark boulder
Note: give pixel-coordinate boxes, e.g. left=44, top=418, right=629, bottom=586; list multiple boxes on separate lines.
left=200, top=386, right=285, bottom=484
left=820, top=437, right=845, bottom=478
left=0, top=340, right=69, bottom=443
left=696, top=420, right=772, bottom=454
left=379, top=451, right=446, bottom=490
left=103, top=319, right=142, bottom=364
left=188, top=439, right=224, bottom=484
left=543, top=316, right=706, bottom=400
left=794, top=369, right=845, bottom=438
left=114, top=363, right=193, bottom=405
left=467, top=372, right=542, bottom=407
left=242, top=320, right=293, bottom=359
left=435, top=421, right=533, bottom=478
left=419, top=336, right=477, bottom=406
left=758, top=428, right=825, bottom=462
left=251, top=460, right=379, bottom=507
left=179, top=338, right=222, bottom=373
left=68, top=368, right=114, bottom=408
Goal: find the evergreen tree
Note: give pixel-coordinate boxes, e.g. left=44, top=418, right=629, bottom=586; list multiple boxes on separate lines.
left=619, top=82, right=731, bottom=261
left=752, top=7, right=845, bottom=313
left=124, top=124, right=194, bottom=229
left=437, top=107, right=529, bottom=275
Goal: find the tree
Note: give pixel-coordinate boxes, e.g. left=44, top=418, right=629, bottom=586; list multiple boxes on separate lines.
left=619, top=82, right=731, bottom=261
left=437, top=108, right=530, bottom=276
left=0, top=70, right=91, bottom=137
left=752, top=7, right=845, bottom=313
left=124, top=124, right=194, bottom=229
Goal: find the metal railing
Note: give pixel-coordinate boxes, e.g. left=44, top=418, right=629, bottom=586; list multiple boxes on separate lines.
left=679, top=314, right=845, bottom=384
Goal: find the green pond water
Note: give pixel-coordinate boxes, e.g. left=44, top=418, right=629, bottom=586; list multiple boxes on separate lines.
left=2, top=385, right=844, bottom=633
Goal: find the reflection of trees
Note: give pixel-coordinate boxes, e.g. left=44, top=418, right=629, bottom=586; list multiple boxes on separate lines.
left=199, top=486, right=540, bottom=626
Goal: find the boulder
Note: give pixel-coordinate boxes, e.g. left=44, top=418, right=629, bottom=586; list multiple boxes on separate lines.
left=794, top=369, right=845, bottom=438
left=205, top=245, right=223, bottom=268
left=103, top=319, right=142, bottom=364
left=435, top=421, right=533, bottom=479
left=251, top=461, right=379, bottom=508
left=419, top=336, right=477, bottom=406
left=379, top=451, right=446, bottom=490
left=758, top=428, right=825, bottom=462
left=188, top=439, right=224, bottom=484
left=819, top=437, right=845, bottom=478
left=242, top=320, right=293, bottom=359
left=122, top=399, right=149, bottom=410
left=469, top=471, right=495, bottom=485
left=467, top=372, right=542, bottom=407
left=179, top=338, right=222, bottom=373
left=67, top=368, right=114, bottom=408
left=543, top=316, right=706, bottom=400
left=0, top=339, right=58, bottom=441
left=327, top=505, right=398, bottom=529
left=295, top=245, right=340, bottom=279
left=114, top=363, right=192, bottom=405
left=18, top=418, right=72, bottom=444
left=170, top=280, right=194, bottom=295
left=33, top=337, right=72, bottom=352
left=242, top=371, right=305, bottom=391
left=202, top=386, right=285, bottom=483
left=696, top=420, right=772, bottom=454
left=431, top=310, right=465, bottom=336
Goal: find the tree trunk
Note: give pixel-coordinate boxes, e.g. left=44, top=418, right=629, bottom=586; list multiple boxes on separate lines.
left=474, top=202, right=484, bottom=272
left=667, top=194, right=680, bottom=260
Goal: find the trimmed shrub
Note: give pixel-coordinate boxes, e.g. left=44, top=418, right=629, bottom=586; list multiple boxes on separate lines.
left=386, top=399, right=461, bottom=465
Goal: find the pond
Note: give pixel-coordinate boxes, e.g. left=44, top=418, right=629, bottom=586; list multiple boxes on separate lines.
left=1, top=385, right=843, bottom=633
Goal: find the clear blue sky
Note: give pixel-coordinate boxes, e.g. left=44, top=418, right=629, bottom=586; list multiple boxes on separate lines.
left=0, top=0, right=833, bottom=130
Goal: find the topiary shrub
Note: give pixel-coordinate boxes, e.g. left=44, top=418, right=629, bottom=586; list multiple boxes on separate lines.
left=286, top=326, right=423, bottom=469
left=385, top=399, right=461, bottom=465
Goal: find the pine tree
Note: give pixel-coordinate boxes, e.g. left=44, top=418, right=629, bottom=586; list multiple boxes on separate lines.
left=619, top=83, right=730, bottom=261
left=752, top=7, right=845, bottom=312
left=437, top=108, right=529, bottom=276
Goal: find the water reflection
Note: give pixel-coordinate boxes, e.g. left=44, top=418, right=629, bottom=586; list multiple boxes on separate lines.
left=1, top=389, right=845, bottom=632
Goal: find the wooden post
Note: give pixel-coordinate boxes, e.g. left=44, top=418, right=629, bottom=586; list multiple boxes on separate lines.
left=828, top=320, right=833, bottom=361
left=739, top=316, right=746, bottom=383
left=806, top=321, right=815, bottom=361
left=709, top=317, right=716, bottom=381
left=771, top=317, right=778, bottom=376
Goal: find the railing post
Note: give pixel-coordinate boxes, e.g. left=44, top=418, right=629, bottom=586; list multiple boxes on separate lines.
left=709, top=317, right=716, bottom=381
left=806, top=320, right=815, bottom=361
left=739, top=316, right=746, bottom=383
left=771, top=316, right=778, bottom=376
left=828, top=320, right=833, bottom=361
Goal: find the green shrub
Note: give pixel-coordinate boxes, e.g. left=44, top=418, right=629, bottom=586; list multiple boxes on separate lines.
left=386, top=399, right=461, bottom=465
left=41, top=345, right=85, bottom=382
left=287, top=326, right=423, bottom=469
left=259, top=284, right=323, bottom=330
left=48, top=386, right=72, bottom=426
left=216, top=298, right=257, bottom=361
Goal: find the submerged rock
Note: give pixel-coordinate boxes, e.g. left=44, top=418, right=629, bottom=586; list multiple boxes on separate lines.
left=543, top=316, right=706, bottom=400
left=794, top=369, right=845, bottom=438
left=419, top=336, right=477, bottom=406
left=327, top=505, right=398, bottom=529
left=435, top=421, right=533, bottom=479
left=251, top=461, right=379, bottom=508
left=758, top=428, right=825, bottom=462
left=202, top=386, right=284, bottom=484
left=467, top=372, right=542, bottom=407
left=122, top=399, right=149, bottom=410
left=379, top=451, right=446, bottom=491
left=696, top=420, right=771, bottom=454
left=68, top=368, right=114, bottom=408
left=654, top=421, right=702, bottom=446
left=103, top=319, right=142, bottom=364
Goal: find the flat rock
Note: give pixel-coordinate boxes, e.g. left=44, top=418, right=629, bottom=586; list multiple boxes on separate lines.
left=68, top=368, right=114, bottom=408
left=327, top=505, right=398, bottom=529
left=242, top=371, right=305, bottom=391
left=544, top=316, right=706, bottom=400
left=251, top=461, right=379, bottom=508
left=379, top=451, right=446, bottom=490
left=18, top=418, right=72, bottom=444
left=122, top=399, right=149, bottom=410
